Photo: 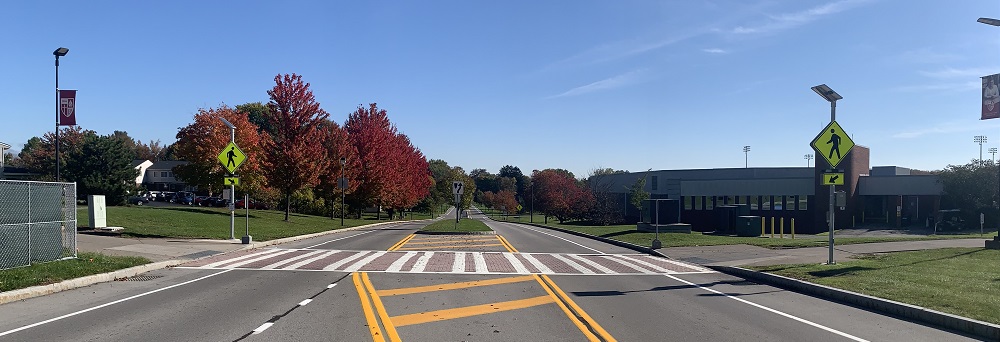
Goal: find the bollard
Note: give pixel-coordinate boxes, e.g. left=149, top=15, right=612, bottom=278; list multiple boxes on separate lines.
left=791, top=218, right=795, bottom=239
left=780, top=217, right=784, bottom=239
left=852, top=216, right=855, bottom=228
left=770, top=217, right=775, bottom=238
left=761, top=218, right=765, bottom=236
left=886, top=212, right=889, bottom=223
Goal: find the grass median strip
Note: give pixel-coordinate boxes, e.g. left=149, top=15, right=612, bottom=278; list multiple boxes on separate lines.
left=0, top=252, right=150, bottom=292
left=749, top=248, right=1000, bottom=325
left=420, top=218, right=493, bottom=233
left=76, top=206, right=429, bottom=241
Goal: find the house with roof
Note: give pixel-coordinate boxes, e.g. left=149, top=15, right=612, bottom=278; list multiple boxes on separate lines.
left=138, top=160, right=191, bottom=191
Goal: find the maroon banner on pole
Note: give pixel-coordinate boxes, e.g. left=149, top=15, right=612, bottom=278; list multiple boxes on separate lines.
left=58, top=90, right=77, bottom=126
left=982, top=74, right=1000, bottom=120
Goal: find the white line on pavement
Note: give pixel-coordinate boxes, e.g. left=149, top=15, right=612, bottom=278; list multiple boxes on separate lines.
left=452, top=252, right=466, bottom=273
left=502, top=252, right=531, bottom=274
left=410, top=252, right=435, bottom=272
left=664, top=274, right=870, bottom=342
left=566, top=254, right=614, bottom=274
left=551, top=254, right=594, bottom=274
left=341, top=251, right=387, bottom=272
left=387, top=252, right=419, bottom=272
left=327, top=283, right=337, bottom=289
left=519, top=253, right=553, bottom=274
left=298, top=299, right=312, bottom=306
left=251, top=322, right=274, bottom=335
left=304, top=230, right=377, bottom=249
left=321, top=251, right=370, bottom=271
left=472, top=252, right=488, bottom=273
left=514, top=225, right=603, bottom=253
left=0, top=270, right=233, bottom=338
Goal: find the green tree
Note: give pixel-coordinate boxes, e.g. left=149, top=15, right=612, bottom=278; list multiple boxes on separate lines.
left=937, top=160, right=999, bottom=227
left=238, top=102, right=275, bottom=136
left=64, top=134, right=137, bottom=205
left=628, top=170, right=651, bottom=223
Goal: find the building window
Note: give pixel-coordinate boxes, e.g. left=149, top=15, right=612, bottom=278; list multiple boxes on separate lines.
left=750, top=196, right=759, bottom=210
left=799, top=196, right=808, bottom=210
left=694, top=196, right=703, bottom=210
left=776, top=196, right=785, bottom=210
left=651, top=176, right=658, bottom=191
left=727, top=196, right=736, bottom=205
left=706, top=196, right=714, bottom=210
left=762, top=196, right=771, bottom=210
left=683, top=196, right=692, bottom=210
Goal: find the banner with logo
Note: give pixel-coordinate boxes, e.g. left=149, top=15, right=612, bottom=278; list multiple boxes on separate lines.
left=982, top=74, right=1000, bottom=120
left=58, top=90, right=77, bottom=126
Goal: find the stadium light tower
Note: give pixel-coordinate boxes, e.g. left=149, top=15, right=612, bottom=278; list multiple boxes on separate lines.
left=804, top=153, right=814, bottom=167
left=975, top=135, right=988, bottom=165
left=743, top=146, right=750, bottom=168
left=990, top=147, right=998, bottom=163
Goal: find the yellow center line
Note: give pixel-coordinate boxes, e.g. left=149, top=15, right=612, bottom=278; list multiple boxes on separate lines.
left=389, top=295, right=555, bottom=327
left=362, top=273, right=401, bottom=342
left=498, top=235, right=613, bottom=342
left=395, top=243, right=505, bottom=251
left=401, top=238, right=498, bottom=246
left=352, top=273, right=387, bottom=342
left=388, top=234, right=415, bottom=251
left=377, top=275, right=536, bottom=297
left=540, top=274, right=617, bottom=342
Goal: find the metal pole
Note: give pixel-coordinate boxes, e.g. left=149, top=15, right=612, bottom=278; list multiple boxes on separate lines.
left=341, top=162, right=345, bottom=226
left=55, top=56, right=60, bottom=182
left=230, top=126, right=235, bottom=241
left=828, top=185, right=835, bottom=264
left=245, top=193, right=249, bottom=236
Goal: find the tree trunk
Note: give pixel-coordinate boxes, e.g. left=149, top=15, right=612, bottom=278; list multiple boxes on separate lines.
left=284, top=193, right=291, bottom=221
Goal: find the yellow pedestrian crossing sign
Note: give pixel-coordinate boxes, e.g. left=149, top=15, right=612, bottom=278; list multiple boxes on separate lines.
left=217, top=142, right=246, bottom=174
left=516, top=204, right=523, bottom=212
left=810, top=121, right=854, bottom=168
left=224, top=177, right=240, bottom=185
left=822, top=173, right=844, bottom=185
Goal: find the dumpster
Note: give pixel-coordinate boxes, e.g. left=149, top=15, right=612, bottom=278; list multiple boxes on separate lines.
left=736, top=216, right=762, bottom=237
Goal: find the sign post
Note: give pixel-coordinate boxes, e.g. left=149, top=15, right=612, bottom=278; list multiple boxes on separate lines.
left=453, top=181, right=464, bottom=228
left=811, top=120, right=855, bottom=265
left=217, top=119, right=248, bottom=243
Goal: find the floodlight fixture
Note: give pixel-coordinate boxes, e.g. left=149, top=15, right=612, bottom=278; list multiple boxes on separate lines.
left=219, top=117, right=236, bottom=129
left=53, top=47, right=69, bottom=57
left=811, top=84, right=842, bottom=103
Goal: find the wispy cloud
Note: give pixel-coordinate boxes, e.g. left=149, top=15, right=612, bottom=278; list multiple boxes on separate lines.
left=729, top=0, right=868, bottom=35
left=702, top=48, right=728, bottom=54
left=918, top=67, right=997, bottom=79
left=892, top=120, right=1000, bottom=138
left=891, top=81, right=980, bottom=93
left=545, top=32, right=700, bottom=70
left=897, top=48, right=962, bottom=64
left=547, top=70, right=647, bottom=99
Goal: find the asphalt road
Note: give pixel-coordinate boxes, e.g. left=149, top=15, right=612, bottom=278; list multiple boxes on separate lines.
left=0, top=208, right=985, bottom=341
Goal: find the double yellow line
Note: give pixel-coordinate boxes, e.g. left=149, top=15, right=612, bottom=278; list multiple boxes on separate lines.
left=496, top=236, right=616, bottom=342
left=387, top=234, right=415, bottom=251
left=354, top=233, right=414, bottom=341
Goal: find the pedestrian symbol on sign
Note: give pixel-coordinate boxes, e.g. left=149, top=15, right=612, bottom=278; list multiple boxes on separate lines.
left=810, top=121, right=855, bottom=168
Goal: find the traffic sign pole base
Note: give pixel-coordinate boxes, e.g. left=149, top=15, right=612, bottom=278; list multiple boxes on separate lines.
left=651, top=239, right=662, bottom=249
left=241, top=235, right=253, bottom=244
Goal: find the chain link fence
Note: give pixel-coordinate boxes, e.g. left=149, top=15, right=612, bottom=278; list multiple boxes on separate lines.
left=0, top=180, right=77, bottom=270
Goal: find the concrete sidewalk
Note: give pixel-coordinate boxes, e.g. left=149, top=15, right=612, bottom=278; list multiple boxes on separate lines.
left=76, top=233, right=246, bottom=262
left=666, top=238, right=989, bottom=267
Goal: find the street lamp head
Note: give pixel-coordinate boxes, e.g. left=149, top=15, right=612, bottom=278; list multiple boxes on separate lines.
left=811, top=84, right=843, bottom=102
left=218, top=117, right=236, bottom=129
left=978, top=17, right=1000, bottom=27
left=340, top=157, right=346, bottom=165
left=53, top=47, right=69, bottom=57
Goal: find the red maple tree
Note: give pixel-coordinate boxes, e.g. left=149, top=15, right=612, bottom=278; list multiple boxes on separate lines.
left=532, top=169, right=593, bottom=223
left=316, top=120, right=360, bottom=219
left=263, top=74, right=331, bottom=221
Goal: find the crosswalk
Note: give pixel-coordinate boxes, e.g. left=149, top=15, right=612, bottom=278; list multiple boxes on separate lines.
left=178, top=248, right=714, bottom=276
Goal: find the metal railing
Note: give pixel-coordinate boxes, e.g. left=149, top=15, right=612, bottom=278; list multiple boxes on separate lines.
left=0, top=180, right=77, bottom=270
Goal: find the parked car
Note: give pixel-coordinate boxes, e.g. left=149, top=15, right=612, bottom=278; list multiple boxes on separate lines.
left=203, top=197, right=227, bottom=207
left=235, top=199, right=268, bottom=210
left=176, top=194, right=195, bottom=205
left=128, top=196, right=150, bottom=206
left=194, top=196, right=210, bottom=206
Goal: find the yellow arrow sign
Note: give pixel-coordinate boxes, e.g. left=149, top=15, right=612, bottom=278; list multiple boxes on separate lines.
left=810, top=121, right=855, bottom=168
left=822, top=173, right=844, bottom=185
left=224, top=177, right=240, bottom=185
left=217, top=142, right=246, bottom=174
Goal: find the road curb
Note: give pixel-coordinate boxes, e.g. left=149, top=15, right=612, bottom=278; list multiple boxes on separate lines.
left=507, top=220, right=669, bottom=258
left=709, top=265, right=1000, bottom=341
left=0, top=219, right=429, bottom=305
left=0, top=260, right=184, bottom=306
left=414, top=231, right=496, bottom=235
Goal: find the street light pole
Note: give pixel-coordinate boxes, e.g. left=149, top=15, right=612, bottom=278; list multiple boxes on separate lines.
left=743, top=146, right=750, bottom=168
left=978, top=17, right=1000, bottom=247
left=340, top=157, right=346, bottom=226
left=53, top=47, right=68, bottom=182
left=219, top=118, right=237, bottom=241
left=811, top=84, right=843, bottom=265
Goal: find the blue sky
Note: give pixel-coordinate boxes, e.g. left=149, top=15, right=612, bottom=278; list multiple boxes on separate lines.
left=3, top=1, right=1000, bottom=178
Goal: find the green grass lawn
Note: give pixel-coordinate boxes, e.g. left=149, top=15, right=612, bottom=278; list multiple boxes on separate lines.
left=421, top=218, right=493, bottom=233
left=0, top=252, right=150, bottom=292
left=76, top=206, right=430, bottom=241
left=474, top=207, right=998, bottom=249
left=750, top=248, right=1000, bottom=325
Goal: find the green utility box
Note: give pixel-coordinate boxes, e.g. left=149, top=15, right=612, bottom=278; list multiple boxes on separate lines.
left=736, top=216, right=762, bottom=237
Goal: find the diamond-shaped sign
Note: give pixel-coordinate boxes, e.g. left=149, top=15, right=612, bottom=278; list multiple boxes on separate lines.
left=217, top=142, right=246, bottom=174
left=810, top=121, right=854, bottom=168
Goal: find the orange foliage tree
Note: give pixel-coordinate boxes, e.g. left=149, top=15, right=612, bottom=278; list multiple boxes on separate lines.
left=173, top=105, right=269, bottom=197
